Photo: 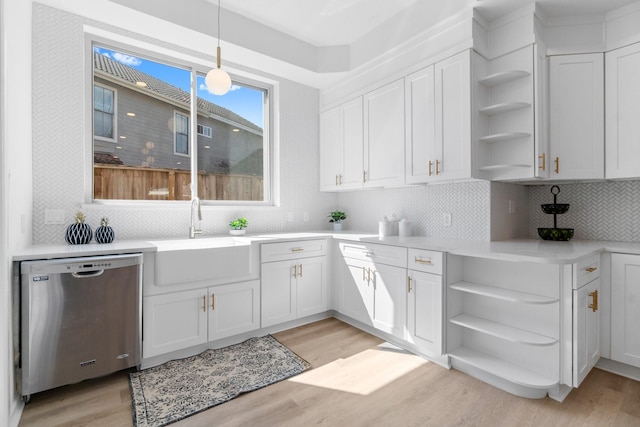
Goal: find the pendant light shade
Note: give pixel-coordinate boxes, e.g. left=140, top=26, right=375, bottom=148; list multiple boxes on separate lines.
left=206, top=0, right=231, bottom=96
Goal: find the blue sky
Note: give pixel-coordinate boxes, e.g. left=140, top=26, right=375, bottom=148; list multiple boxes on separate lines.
left=94, top=46, right=264, bottom=127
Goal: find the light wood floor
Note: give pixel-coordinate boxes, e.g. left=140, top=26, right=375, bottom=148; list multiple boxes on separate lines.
left=19, top=318, right=640, bottom=427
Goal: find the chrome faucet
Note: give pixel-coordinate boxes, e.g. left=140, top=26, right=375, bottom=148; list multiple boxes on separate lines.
left=189, top=197, right=202, bottom=239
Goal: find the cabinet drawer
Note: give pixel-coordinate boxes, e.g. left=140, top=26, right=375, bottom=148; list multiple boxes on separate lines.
left=408, top=248, right=443, bottom=275
left=261, top=239, right=327, bottom=262
left=339, top=241, right=407, bottom=268
left=575, top=254, right=600, bottom=289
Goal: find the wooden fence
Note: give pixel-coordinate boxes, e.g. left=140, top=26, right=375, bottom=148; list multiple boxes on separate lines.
left=94, top=164, right=263, bottom=201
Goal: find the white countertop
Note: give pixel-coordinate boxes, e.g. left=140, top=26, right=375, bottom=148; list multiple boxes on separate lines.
left=11, top=231, right=640, bottom=263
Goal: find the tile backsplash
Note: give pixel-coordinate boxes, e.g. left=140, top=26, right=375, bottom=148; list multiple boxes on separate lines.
left=528, top=181, right=640, bottom=242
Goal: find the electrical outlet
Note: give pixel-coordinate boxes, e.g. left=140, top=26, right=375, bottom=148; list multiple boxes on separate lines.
left=44, top=209, right=65, bottom=224
left=287, top=211, right=294, bottom=222
left=303, top=211, right=310, bottom=222
left=508, top=200, right=516, bottom=215
left=443, top=212, right=452, bottom=227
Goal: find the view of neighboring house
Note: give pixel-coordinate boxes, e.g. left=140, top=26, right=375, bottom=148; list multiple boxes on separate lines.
left=92, top=52, right=264, bottom=200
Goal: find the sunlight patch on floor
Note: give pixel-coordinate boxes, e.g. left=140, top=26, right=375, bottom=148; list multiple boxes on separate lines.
left=288, top=345, right=429, bottom=396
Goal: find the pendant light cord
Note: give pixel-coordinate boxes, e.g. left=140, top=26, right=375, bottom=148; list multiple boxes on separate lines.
left=216, top=0, right=222, bottom=68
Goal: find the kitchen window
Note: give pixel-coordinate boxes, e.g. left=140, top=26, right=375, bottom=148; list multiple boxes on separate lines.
left=91, top=43, right=272, bottom=204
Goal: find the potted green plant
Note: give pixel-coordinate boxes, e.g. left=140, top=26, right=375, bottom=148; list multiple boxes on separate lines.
left=328, top=210, right=347, bottom=231
left=229, top=217, right=248, bottom=235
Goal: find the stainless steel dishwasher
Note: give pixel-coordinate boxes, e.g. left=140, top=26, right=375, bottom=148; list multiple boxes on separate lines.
left=19, top=253, right=143, bottom=400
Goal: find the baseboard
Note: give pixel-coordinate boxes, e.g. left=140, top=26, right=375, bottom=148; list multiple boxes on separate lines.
left=596, top=358, right=640, bottom=382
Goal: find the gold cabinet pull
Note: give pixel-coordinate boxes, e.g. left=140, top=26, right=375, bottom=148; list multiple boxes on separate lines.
left=415, top=257, right=432, bottom=265
left=338, top=174, right=342, bottom=185
left=293, top=264, right=298, bottom=278
left=428, top=160, right=433, bottom=176
left=202, top=295, right=207, bottom=312
left=588, top=290, right=598, bottom=312
left=335, top=174, right=339, bottom=186
left=299, top=263, right=303, bottom=278
left=211, top=294, right=215, bottom=310
left=363, top=170, right=367, bottom=183
left=436, top=159, right=441, bottom=175
left=586, top=266, right=597, bottom=273
left=407, top=276, right=412, bottom=293
left=291, top=247, right=304, bottom=252
left=367, top=268, right=372, bottom=284
left=539, top=152, right=546, bottom=171
left=362, top=266, right=366, bottom=281
left=554, top=157, right=559, bottom=174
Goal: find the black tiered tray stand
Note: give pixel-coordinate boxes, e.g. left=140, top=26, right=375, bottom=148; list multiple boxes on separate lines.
left=537, top=185, right=574, bottom=241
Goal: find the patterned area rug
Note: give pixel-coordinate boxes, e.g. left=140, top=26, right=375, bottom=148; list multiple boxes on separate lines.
left=129, top=335, right=311, bottom=427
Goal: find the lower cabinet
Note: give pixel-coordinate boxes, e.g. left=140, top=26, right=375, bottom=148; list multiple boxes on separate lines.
left=143, top=280, right=260, bottom=358
left=573, top=277, right=600, bottom=386
left=407, top=270, right=443, bottom=355
left=338, top=257, right=374, bottom=325
left=260, top=240, right=328, bottom=328
left=611, top=253, right=640, bottom=368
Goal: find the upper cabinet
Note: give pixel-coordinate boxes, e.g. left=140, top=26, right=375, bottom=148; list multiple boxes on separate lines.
left=606, top=42, right=640, bottom=180
left=319, top=97, right=364, bottom=191
left=364, top=79, right=406, bottom=188
left=549, top=53, right=604, bottom=180
left=405, top=50, right=471, bottom=183
left=473, top=45, right=539, bottom=181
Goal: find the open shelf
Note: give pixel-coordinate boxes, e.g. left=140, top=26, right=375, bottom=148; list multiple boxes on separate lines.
left=449, top=346, right=558, bottom=389
left=449, top=314, right=558, bottom=346
left=479, top=70, right=530, bottom=87
left=479, top=132, right=530, bottom=143
left=478, top=102, right=530, bottom=115
left=449, top=281, right=559, bottom=304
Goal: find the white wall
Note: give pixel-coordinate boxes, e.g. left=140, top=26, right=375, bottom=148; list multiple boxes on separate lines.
left=31, top=3, right=337, bottom=245
left=2, top=0, right=33, bottom=425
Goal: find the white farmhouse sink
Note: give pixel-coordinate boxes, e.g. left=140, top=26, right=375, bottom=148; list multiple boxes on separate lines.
left=149, top=237, right=254, bottom=286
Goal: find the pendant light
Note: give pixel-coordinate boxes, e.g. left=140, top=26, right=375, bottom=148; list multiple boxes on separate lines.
left=205, top=0, right=232, bottom=95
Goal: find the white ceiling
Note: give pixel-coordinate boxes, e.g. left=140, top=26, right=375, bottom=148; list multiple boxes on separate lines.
left=216, top=0, right=639, bottom=47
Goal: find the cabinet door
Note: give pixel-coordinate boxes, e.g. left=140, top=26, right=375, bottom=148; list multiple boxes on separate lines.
left=573, top=278, right=600, bottom=386
left=611, top=254, right=640, bottom=368
left=405, top=65, right=436, bottom=184
left=261, top=260, right=296, bottom=328
left=341, top=97, right=365, bottom=189
left=363, top=79, right=405, bottom=187
left=549, top=53, right=604, bottom=180
left=606, top=43, right=640, bottom=179
left=407, top=270, right=443, bottom=355
left=296, top=257, right=328, bottom=318
left=209, top=280, right=260, bottom=342
left=338, top=258, right=374, bottom=325
left=434, top=50, right=471, bottom=181
left=371, top=263, right=407, bottom=339
left=319, top=106, right=342, bottom=191
left=143, top=289, right=208, bottom=358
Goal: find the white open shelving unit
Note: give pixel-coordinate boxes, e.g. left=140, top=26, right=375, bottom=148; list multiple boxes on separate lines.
left=473, top=45, right=536, bottom=180
left=446, top=255, right=564, bottom=399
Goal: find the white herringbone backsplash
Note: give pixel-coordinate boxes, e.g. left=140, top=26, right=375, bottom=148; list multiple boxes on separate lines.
left=528, top=181, right=640, bottom=242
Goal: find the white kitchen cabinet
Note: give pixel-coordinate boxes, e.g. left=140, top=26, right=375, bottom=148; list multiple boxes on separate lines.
left=549, top=53, right=604, bottom=180
left=407, top=249, right=444, bottom=355
left=337, top=241, right=408, bottom=340
left=611, top=254, right=640, bottom=368
left=473, top=45, right=537, bottom=180
left=446, top=255, right=563, bottom=399
left=261, top=240, right=328, bottom=328
left=606, top=42, right=640, bottom=179
left=363, top=78, right=405, bottom=187
left=319, top=97, right=363, bottom=191
left=405, top=50, right=471, bottom=184
left=143, top=280, right=260, bottom=358
left=573, top=277, right=600, bottom=387
left=208, top=281, right=260, bottom=342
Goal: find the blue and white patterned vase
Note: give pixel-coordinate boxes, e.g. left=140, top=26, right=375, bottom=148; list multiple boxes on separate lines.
left=95, top=217, right=115, bottom=244
left=65, top=211, right=93, bottom=245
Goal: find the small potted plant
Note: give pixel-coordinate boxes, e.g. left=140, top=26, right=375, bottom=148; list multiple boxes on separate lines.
left=328, top=210, right=347, bottom=231
left=229, top=217, right=248, bottom=235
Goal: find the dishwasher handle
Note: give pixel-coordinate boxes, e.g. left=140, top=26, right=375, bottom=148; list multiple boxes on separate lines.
left=71, top=270, right=105, bottom=278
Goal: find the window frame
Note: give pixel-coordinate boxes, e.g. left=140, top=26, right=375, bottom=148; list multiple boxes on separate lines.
left=197, top=124, right=212, bottom=138
left=85, top=34, right=277, bottom=207
left=93, top=82, right=117, bottom=143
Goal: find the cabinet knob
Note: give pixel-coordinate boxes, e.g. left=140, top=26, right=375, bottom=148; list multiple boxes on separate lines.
left=586, top=267, right=597, bottom=273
